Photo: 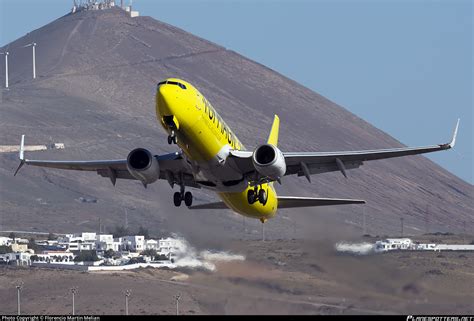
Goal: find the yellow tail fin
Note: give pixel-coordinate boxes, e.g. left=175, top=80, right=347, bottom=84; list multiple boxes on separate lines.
left=267, top=115, right=280, bottom=146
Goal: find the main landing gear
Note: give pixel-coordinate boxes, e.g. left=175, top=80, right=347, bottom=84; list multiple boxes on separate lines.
left=247, top=186, right=268, bottom=205
left=173, top=185, right=193, bottom=207
left=167, top=130, right=178, bottom=145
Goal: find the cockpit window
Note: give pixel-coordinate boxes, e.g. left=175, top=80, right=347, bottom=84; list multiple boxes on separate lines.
left=157, top=80, right=187, bottom=90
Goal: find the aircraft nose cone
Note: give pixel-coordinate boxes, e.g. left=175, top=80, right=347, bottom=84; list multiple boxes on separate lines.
left=157, top=84, right=169, bottom=101
left=157, top=84, right=175, bottom=115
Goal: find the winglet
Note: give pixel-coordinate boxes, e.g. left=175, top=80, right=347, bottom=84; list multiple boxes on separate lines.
left=267, top=115, right=280, bottom=146
left=14, top=135, right=26, bottom=176
left=19, top=134, right=25, bottom=161
left=448, top=118, right=460, bottom=148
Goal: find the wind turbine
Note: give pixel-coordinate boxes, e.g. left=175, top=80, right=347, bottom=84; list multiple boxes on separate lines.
left=23, top=42, right=36, bottom=79
left=0, top=51, right=8, bottom=88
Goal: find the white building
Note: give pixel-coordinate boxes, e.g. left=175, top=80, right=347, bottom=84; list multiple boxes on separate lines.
left=15, top=238, right=29, bottom=244
left=120, top=236, right=145, bottom=252
left=68, top=242, right=95, bottom=251
left=36, top=240, right=61, bottom=247
left=375, top=238, right=413, bottom=252
left=0, top=237, right=12, bottom=246
left=157, top=237, right=185, bottom=258
left=112, top=239, right=122, bottom=252
left=82, top=232, right=97, bottom=242
left=125, top=6, right=139, bottom=17
left=373, top=238, right=474, bottom=252
left=11, top=243, right=28, bottom=253
left=59, top=232, right=96, bottom=243
left=145, top=239, right=159, bottom=250
left=413, top=243, right=437, bottom=251
left=96, top=234, right=114, bottom=251
left=435, top=244, right=474, bottom=251
left=57, top=233, right=100, bottom=251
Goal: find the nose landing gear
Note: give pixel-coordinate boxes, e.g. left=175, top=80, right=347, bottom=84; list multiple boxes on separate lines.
left=167, top=130, right=178, bottom=144
left=247, top=186, right=268, bottom=205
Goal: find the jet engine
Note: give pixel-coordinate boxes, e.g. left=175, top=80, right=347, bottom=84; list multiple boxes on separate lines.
left=126, top=148, right=160, bottom=184
left=252, top=144, right=286, bottom=180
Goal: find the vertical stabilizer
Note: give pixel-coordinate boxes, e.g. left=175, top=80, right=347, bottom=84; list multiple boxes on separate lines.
left=267, top=115, right=280, bottom=146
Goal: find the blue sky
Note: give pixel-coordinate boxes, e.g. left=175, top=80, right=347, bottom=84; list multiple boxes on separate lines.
left=1, top=0, right=472, bottom=184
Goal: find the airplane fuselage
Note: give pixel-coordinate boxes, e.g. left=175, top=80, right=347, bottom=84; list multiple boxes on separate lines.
left=156, top=78, right=277, bottom=221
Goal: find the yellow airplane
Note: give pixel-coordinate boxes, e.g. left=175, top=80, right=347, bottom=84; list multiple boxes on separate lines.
left=15, top=78, right=459, bottom=223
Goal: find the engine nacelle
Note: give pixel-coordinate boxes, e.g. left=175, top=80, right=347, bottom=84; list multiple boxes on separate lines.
left=126, top=148, right=160, bottom=184
left=252, top=144, right=286, bottom=180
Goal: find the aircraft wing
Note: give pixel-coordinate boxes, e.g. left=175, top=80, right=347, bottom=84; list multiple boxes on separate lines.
left=14, top=135, right=199, bottom=188
left=229, top=119, right=459, bottom=182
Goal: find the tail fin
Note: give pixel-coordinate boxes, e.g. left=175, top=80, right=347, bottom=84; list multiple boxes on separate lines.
left=267, top=115, right=280, bottom=146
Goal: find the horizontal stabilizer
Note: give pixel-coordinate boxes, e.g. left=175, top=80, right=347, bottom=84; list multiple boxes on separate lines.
left=189, top=196, right=365, bottom=210
left=277, top=196, right=365, bottom=209
left=189, top=201, right=229, bottom=210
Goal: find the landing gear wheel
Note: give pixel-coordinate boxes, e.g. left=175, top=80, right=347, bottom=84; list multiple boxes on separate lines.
left=247, top=189, right=256, bottom=204
left=168, top=130, right=178, bottom=144
left=173, top=192, right=182, bottom=207
left=258, top=189, right=267, bottom=205
left=184, top=191, right=193, bottom=207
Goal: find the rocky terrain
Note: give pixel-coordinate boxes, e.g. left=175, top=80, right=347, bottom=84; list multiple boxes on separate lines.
left=0, top=7, right=472, bottom=315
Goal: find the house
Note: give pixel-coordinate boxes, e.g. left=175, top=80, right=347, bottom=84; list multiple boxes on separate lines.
left=67, top=241, right=95, bottom=251
left=120, top=236, right=145, bottom=252
left=96, top=234, right=114, bottom=251
left=11, top=243, right=28, bottom=253
left=375, top=238, right=413, bottom=252
left=15, top=238, right=29, bottom=244
left=157, top=237, right=185, bottom=258
left=57, top=233, right=99, bottom=251
left=0, top=237, right=12, bottom=246
left=145, top=239, right=159, bottom=250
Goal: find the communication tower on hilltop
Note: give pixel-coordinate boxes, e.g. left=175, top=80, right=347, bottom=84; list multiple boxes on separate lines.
left=71, top=1, right=139, bottom=17
left=71, top=0, right=117, bottom=13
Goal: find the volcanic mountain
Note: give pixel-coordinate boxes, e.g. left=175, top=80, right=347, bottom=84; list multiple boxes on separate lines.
left=0, top=8, right=472, bottom=242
